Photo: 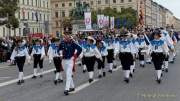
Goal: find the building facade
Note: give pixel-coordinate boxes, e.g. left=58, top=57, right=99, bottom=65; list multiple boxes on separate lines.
left=0, top=0, right=51, bottom=37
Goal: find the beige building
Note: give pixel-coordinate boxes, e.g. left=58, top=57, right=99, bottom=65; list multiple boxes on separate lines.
left=0, top=0, right=51, bottom=37
left=173, top=17, right=180, bottom=31
left=50, top=0, right=179, bottom=34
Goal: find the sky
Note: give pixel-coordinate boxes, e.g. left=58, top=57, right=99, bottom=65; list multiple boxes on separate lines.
left=154, top=0, right=180, bottom=19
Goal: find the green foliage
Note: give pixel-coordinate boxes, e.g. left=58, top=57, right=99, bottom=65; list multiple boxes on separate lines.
left=0, top=0, right=19, bottom=29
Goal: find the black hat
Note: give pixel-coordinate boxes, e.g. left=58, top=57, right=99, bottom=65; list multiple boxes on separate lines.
left=51, top=38, right=60, bottom=43
left=120, top=31, right=129, bottom=37
left=152, top=29, right=161, bottom=37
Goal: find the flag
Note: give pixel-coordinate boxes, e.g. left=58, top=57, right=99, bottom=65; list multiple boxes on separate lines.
left=97, top=14, right=104, bottom=28
left=110, top=17, right=114, bottom=29
left=84, top=12, right=92, bottom=30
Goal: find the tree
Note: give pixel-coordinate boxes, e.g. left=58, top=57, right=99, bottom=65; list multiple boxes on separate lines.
left=0, top=0, right=19, bottom=36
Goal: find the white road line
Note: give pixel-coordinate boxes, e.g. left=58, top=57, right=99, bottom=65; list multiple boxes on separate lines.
left=71, top=65, right=122, bottom=94
left=0, top=77, right=11, bottom=80
left=0, top=61, right=81, bottom=87
left=0, top=69, right=55, bottom=88
left=71, top=79, right=99, bottom=94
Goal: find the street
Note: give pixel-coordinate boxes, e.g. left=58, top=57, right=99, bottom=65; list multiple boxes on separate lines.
left=0, top=47, right=180, bottom=101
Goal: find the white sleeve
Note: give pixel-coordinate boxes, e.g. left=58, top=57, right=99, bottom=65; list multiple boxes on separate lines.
left=48, top=47, right=53, bottom=60
left=25, top=48, right=30, bottom=60
left=10, top=49, right=17, bottom=60
left=94, top=47, right=102, bottom=59
left=41, top=46, right=46, bottom=57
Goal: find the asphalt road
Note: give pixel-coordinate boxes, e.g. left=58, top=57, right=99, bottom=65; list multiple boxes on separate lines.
left=0, top=46, right=180, bottom=101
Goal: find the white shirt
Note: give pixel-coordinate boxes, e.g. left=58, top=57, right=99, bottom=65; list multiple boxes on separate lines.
left=10, top=46, right=30, bottom=60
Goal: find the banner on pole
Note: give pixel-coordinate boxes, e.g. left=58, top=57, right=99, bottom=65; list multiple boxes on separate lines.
left=84, top=12, right=92, bottom=30
left=110, top=17, right=114, bottom=29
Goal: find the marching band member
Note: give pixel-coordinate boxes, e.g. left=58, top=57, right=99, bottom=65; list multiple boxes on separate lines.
left=119, top=32, right=134, bottom=83
left=105, top=36, right=115, bottom=73
left=31, top=39, right=46, bottom=79
left=48, top=38, right=63, bottom=85
left=137, top=32, right=148, bottom=67
left=83, top=36, right=102, bottom=83
left=160, top=28, right=174, bottom=72
left=96, top=40, right=108, bottom=77
left=59, top=34, right=82, bottom=96
left=10, top=39, right=30, bottom=85
left=79, top=38, right=87, bottom=73
left=130, top=33, right=138, bottom=77
left=150, top=29, right=169, bottom=84
left=169, top=29, right=177, bottom=63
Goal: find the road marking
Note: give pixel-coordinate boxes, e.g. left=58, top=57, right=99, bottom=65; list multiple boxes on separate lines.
left=71, top=65, right=122, bottom=94
left=71, top=79, right=99, bottom=94
left=0, top=69, right=55, bottom=88
left=0, top=77, right=11, bottom=80
left=0, top=61, right=81, bottom=87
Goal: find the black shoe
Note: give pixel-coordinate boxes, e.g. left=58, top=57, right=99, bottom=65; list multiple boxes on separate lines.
left=54, top=80, right=58, bottom=85
left=133, top=69, right=135, bottom=73
left=103, top=72, right=106, bottom=77
left=89, top=79, right=94, bottom=83
left=40, top=75, right=43, bottom=78
left=58, top=79, right=63, bottom=83
left=108, top=70, right=113, bottom=73
left=83, top=70, right=87, bottom=73
left=64, top=90, right=69, bottom=96
left=21, top=80, right=25, bottom=83
left=113, top=65, right=117, bottom=69
left=17, top=80, right=21, bottom=85
left=98, top=75, right=102, bottom=78
left=156, top=79, right=161, bottom=84
left=69, top=88, right=75, bottom=92
left=32, top=76, right=37, bottom=79
left=146, top=62, right=151, bottom=64
left=130, top=73, right=133, bottom=78
left=124, top=78, right=129, bottom=83
left=169, top=61, right=174, bottom=64
left=161, top=73, right=163, bottom=77
left=54, top=70, right=57, bottom=74
left=165, top=68, right=168, bottom=73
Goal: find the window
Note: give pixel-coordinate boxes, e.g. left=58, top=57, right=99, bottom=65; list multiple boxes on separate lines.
left=98, top=0, right=101, bottom=4
left=47, top=2, right=49, bottom=8
left=121, top=0, right=124, bottom=3
left=32, top=12, right=34, bottom=20
left=62, top=11, right=65, bottom=17
left=56, top=21, right=59, bottom=27
left=19, top=28, right=21, bottom=36
left=44, top=14, right=46, bottom=21
left=113, top=0, right=116, bottom=3
left=55, top=12, right=58, bottom=18
left=55, top=4, right=58, bottom=8
left=129, top=0, right=132, bottom=2
left=105, top=0, right=109, bottom=4
left=69, top=3, right=72, bottom=6
left=32, top=0, right=34, bottom=6
left=27, top=12, right=30, bottom=20
left=36, top=0, right=37, bottom=6
left=113, top=8, right=117, bottom=11
left=62, top=3, right=65, bottom=7
left=22, top=0, right=25, bottom=4
left=91, top=1, right=93, bottom=5
left=27, top=0, right=29, bottom=5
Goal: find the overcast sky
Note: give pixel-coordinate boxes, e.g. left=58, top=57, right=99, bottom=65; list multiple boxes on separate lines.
left=154, top=0, right=180, bottom=19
